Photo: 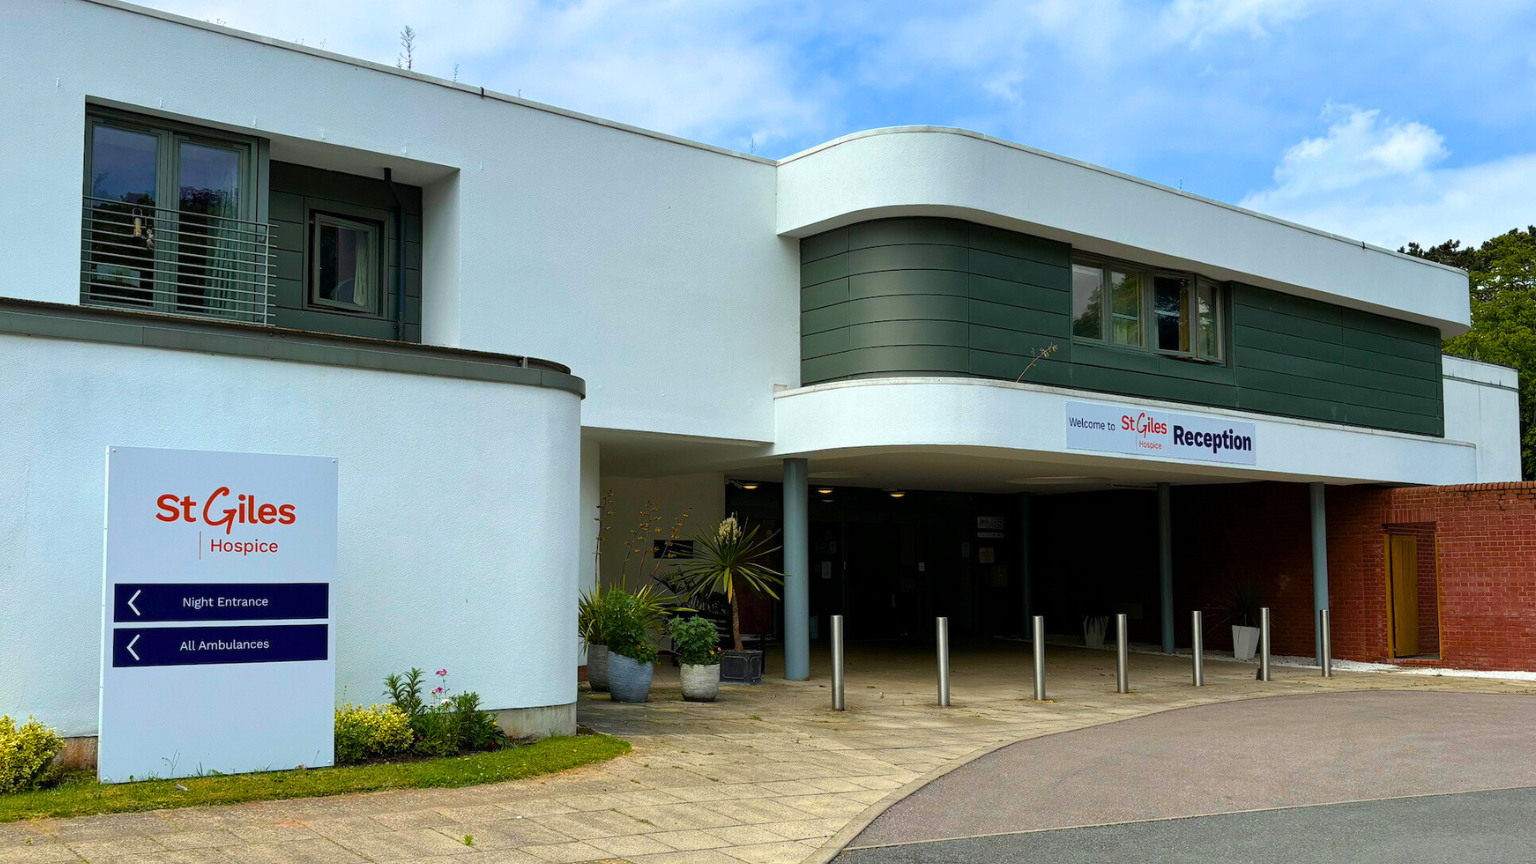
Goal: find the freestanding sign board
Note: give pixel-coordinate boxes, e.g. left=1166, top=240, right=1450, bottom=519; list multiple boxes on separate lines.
left=99, top=447, right=337, bottom=782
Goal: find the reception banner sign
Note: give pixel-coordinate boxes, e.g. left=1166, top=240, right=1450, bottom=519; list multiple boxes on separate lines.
left=98, top=447, right=337, bottom=782
left=1065, top=401, right=1258, bottom=466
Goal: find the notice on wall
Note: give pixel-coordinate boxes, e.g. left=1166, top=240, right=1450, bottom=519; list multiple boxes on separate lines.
left=1065, top=401, right=1257, bottom=465
left=99, top=447, right=337, bottom=782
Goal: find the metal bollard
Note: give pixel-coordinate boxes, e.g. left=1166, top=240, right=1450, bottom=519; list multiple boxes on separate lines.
left=936, top=617, right=951, bottom=707
left=1191, top=610, right=1205, bottom=687
left=1259, top=606, right=1272, bottom=682
left=831, top=614, right=846, bottom=710
left=1032, top=615, right=1046, bottom=701
left=1115, top=613, right=1129, bottom=694
left=1319, top=609, right=1332, bottom=678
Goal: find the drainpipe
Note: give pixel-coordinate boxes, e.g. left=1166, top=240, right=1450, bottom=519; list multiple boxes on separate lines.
left=383, top=168, right=407, bottom=341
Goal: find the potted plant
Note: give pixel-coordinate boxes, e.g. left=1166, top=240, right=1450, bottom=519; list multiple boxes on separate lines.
left=605, top=591, right=659, bottom=703
left=1082, top=614, right=1110, bottom=649
left=669, top=615, right=722, bottom=702
left=675, top=516, right=785, bottom=685
left=1214, top=581, right=1264, bottom=661
left=578, top=583, right=610, bottom=692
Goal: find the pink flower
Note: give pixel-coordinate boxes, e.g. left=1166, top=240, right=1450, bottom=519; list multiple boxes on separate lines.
left=436, top=669, right=448, bottom=676
left=432, top=686, right=445, bottom=694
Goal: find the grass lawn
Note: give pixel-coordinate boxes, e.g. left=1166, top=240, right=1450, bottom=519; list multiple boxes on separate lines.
left=0, top=734, right=629, bottom=823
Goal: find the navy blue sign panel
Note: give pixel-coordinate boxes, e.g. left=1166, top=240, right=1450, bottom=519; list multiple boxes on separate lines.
left=112, top=624, right=328, bottom=667
left=113, top=583, right=328, bottom=622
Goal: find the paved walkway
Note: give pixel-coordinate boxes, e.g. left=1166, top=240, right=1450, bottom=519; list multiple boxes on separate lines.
left=3, top=642, right=1533, bottom=864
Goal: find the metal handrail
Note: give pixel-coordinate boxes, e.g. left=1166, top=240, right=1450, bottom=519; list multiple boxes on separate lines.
left=80, top=195, right=275, bottom=325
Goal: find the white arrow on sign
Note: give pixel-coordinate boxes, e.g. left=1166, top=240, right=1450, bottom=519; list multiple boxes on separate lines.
left=126, top=634, right=141, bottom=662
left=127, top=590, right=141, bottom=617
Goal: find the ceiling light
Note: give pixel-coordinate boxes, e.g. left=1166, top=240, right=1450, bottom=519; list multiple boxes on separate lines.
left=889, top=491, right=905, bottom=498
left=817, top=487, right=835, bottom=495
left=883, top=488, right=906, bottom=498
left=740, top=482, right=759, bottom=490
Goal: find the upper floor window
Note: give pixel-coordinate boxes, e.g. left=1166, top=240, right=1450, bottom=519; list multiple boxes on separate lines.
left=81, top=109, right=271, bottom=325
left=311, top=213, right=381, bottom=314
left=1071, top=255, right=1223, bottom=361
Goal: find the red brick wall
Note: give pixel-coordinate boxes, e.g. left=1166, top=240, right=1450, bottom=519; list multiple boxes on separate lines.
left=1171, top=483, right=1317, bottom=656
left=1172, top=481, right=1536, bottom=671
left=1370, top=484, right=1536, bottom=671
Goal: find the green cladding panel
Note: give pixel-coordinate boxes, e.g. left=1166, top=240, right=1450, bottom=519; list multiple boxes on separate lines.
left=269, top=161, right=423, bottom=343
left=800, top=217, right=1444, bottom=437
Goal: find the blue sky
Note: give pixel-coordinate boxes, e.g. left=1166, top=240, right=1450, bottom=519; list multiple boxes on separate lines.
left=147, top=0, right=1536, bottom=250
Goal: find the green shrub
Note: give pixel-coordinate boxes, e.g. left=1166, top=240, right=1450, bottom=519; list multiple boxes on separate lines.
left=334, top=704, right=413, bottom=765
left=668, top=616, right=720, bottom=666
left=451, top=693, right=502, bottom=752
left=0, top=716, right=64, bottom=793
left=603, top=592, right=659, bottom=664
left=383, top=668, right=503, bottom=756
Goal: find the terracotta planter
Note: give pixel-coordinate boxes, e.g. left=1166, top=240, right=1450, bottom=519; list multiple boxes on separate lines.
left=587, top=644, right=610, bottom=692
left=608, top=652, right=654, bottom=703
left=680, top=663, right=721, bottom=702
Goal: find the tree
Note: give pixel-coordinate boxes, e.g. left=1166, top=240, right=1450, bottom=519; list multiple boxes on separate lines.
left=1403, top=228, right=1536, bottom=479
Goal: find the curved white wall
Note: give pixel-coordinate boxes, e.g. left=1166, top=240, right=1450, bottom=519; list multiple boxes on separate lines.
left=0, top=333, right=580, bottom=736
left=773, top=378, right=1480, bottom=487
left=778, top=128, right=1471, bottom=337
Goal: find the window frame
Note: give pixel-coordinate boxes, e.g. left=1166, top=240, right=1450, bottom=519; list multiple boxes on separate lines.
left=307, top=211, right=385, bottom=317
left=1069, top=253, right=1224, bottom=363
left=81, top=108, right=262, bottom=318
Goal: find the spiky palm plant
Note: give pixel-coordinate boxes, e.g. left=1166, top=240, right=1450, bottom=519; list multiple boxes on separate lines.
left=673, top=516, right=785, bottom=651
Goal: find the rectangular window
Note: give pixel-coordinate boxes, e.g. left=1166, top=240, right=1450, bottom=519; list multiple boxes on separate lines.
left=1071, top=263, right=1105, bottom=339
left=1153, top=274, right=1191, bottom=354
left=1196, top=279, right=1221, bottom=360
left=1069, top=253, right=1224, bottom=362
left=80, top=110, right=267, bottom=324
left=311, top=214, right=380, bottom=313
left=1109, top=269, right=1142, bottom=347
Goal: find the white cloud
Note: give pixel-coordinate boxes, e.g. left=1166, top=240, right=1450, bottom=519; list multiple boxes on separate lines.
left=1241, top=105, right=1536, bottom=248
left=1160, top=0, right=1313, bottom=47
left=145, top=0, right=825, bottom=150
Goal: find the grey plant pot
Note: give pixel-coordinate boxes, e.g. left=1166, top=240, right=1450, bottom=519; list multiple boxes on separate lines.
left=679, top=663, right=721, bottom=702
left=608, top=652, right=654, bottom=703
left=587, top=644, right=610, bottom=692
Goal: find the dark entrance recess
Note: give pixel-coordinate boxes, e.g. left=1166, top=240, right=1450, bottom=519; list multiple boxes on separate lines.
left=726, top=483, right=1024, bottom=641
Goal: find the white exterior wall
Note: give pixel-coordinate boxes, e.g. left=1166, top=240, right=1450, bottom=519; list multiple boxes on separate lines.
left=2, top=0, right=798, bottom=445
left=597, top=474, right=726, bottom=590
left=778, top=128, right=1472, bottom=336
left=1443, top=356, right=1522, bottom=482
left=0, top=333, right=580, bottom=736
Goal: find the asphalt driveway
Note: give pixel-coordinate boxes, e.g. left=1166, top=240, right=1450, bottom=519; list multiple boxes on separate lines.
left=842, top=691, right=1536, bottom=864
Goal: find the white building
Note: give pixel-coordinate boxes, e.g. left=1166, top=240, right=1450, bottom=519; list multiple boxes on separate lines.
left=0, top=0, right=1520, bottom=741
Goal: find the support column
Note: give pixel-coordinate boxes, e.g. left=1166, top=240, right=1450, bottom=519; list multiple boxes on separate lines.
left=1158, top=482, right=1174, bottom=654
left=782, top=458, right=810, bottom=681
left=1310, top=481, right=1329, bottom=666
left=1018, top=493, right=1033, bottom=630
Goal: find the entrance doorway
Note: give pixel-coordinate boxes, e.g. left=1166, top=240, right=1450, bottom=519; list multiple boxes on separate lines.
left=1387, top=534, right=1419, bottom=658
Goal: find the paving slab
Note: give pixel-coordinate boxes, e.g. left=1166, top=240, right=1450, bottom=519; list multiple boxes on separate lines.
left=4, top=642, right=1533, bottom=864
